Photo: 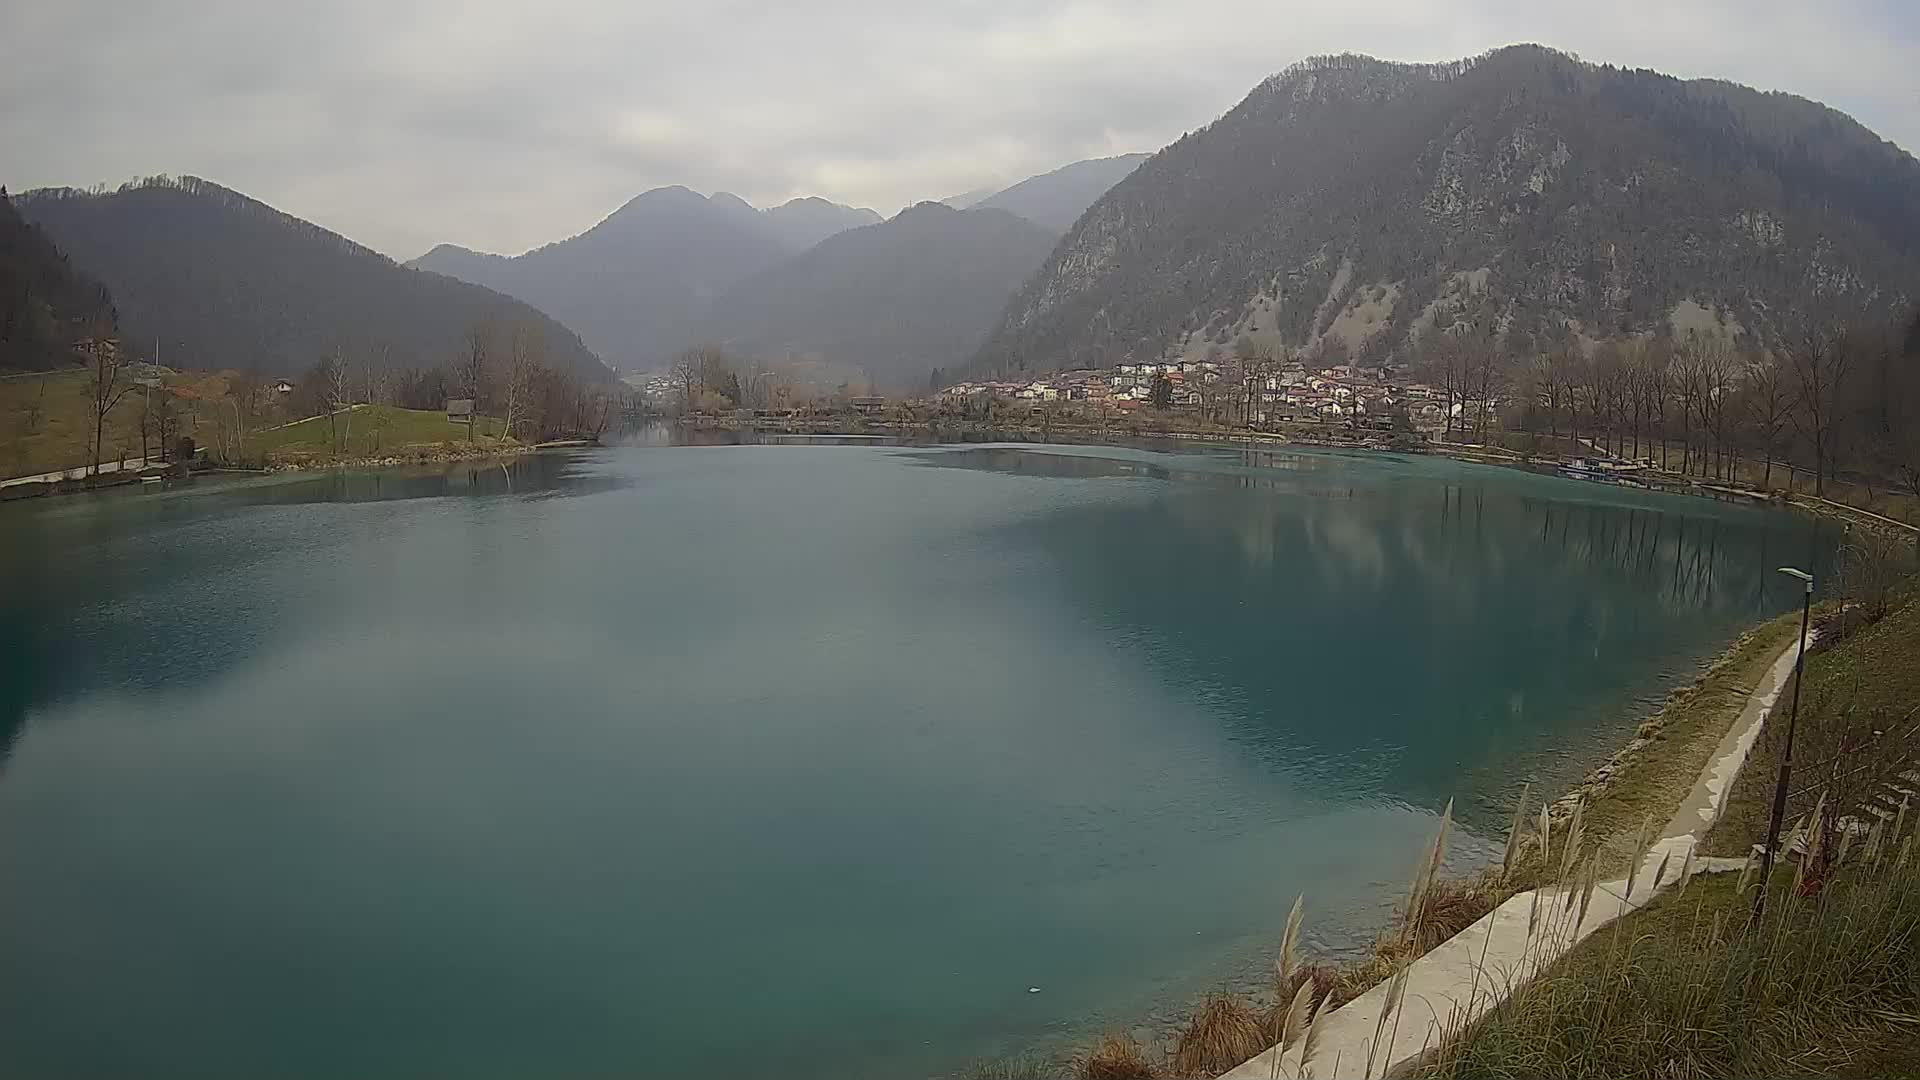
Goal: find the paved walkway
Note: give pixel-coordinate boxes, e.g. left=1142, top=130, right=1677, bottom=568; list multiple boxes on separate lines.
left=1220, top=630, right=1811, bottom=1080
left=0, top=456, right=157, bottom=490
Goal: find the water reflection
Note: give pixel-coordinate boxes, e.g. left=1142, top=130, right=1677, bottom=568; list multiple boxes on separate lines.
left=0, top=449, right=621, bottom=753
left=934, top=444, right=1838, bottom=826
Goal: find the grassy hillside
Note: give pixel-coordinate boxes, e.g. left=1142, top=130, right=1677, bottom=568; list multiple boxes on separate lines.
left=248, top=404, right=505, bottom=462
left=1704, top=587, right=1920, bottom=858
left=2, top=372, right=508, bottom=478
left=2, top=369, right=150, bottom=477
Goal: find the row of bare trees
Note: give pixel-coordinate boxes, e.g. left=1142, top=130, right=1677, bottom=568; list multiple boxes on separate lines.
left=453, top=318, right=615, bottom=443
left=290, top=319, right=618, bottom=451
left=1477, top=312, right=1920, bottom=505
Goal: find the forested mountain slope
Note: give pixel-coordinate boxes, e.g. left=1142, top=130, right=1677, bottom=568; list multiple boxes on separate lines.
left=973, top=46, right=1920, bottom=375
left=18, top=177, right=605, bottom=379
left=0, top=190, right=116, bottom=371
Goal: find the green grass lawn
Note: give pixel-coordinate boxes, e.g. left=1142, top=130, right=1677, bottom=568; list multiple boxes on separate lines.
left=3, top=372, right=507, bottom=476
left=246, top=404, right=506, bottom=462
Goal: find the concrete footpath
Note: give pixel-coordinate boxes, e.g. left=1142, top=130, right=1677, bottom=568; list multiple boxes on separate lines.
left=0, top=456, right=157, bottom=489
left=1219, top=630, right=1811, bottom=1080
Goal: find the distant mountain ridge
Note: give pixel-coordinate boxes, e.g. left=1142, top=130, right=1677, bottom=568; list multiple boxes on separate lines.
left=970, top=154, right=1150, bottom=232
left=973, top=46, right=1920, bottom=376
left=16, top=177, right=607, bottom=380
left=698, top=203, right=1058, bottom=391
left=412, top=188, right=878, bottom=367
left=938, top=154, right=1150, bottom=232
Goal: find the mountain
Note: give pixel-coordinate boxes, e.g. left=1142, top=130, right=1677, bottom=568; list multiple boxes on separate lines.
left=973, top=47, right=1920, bottom=376
left=972, top=154, right=1150, bottom=232
left=699, top=203, right=1058, bottom=390
left=938, top=155, right=1150, bottom=231
left=414, top=186, right=786, bottom=368
left=0, top=190, right=116, bottom=371
left=762, top=197, right=883, bottom=252
left=940, top=186, right=997, bottom=210
left=412, top=188, right=878, bottom=367
left=16, top=177, right=606, bottom=380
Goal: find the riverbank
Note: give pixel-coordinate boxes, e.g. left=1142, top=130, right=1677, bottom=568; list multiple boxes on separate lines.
left=261, top=438, right=536, bottom=473
left=1003, top=603, right=1825, bottom=1079
left=0, top=435, right=613, bottom=502
left=1416, top=586, right=1920, bottom=1080
left=678, top=413, right=1879, bottom=522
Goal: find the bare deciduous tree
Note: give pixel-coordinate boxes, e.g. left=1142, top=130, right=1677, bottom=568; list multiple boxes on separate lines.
left=1742, top=354, right=1793, bottom=489
left=501, top=322, right=543, bottom=442
left=1789, top=327, right=1857, bottom=498
left=458, top=320, right=495, bottom=441
left=85, top=335, right=137, bottom=478
left=671, top=347, right=703, bottom=414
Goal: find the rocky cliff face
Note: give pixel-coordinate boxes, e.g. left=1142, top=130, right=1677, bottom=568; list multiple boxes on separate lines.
left=973, top=46, right=1920, bottom=375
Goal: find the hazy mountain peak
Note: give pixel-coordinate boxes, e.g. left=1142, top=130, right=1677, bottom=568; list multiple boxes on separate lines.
left=939, top=186, right=998, bottom=210
left=414, top=184, right=883, bottom=364
left=700, top=198, right=1057, bottom=391
left=415, top=241, right=505, bottom=263
left=971, top=153, right=1151, bottom=232
left=619, top=184, right=704, bottom=209
left=761, top=196, right=882, bottom=252
left=896, top=200, right=960, bottom=220
left=937, top=154, right=1152, bottom=232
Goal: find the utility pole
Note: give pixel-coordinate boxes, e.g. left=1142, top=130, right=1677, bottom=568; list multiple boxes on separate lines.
left=1755, top=566, right=1814, bottom=919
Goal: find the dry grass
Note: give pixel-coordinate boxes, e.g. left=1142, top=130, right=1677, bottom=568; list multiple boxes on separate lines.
left=1076, top=1033, right=1160, bottom=1080
left=1705, top=590, right=1920, bottom=858
left=1169, top=994, right=1264, bottom=1077
left=1405, top=875, right=1507, bottom=956
left=969, top=1057, right=1063, bottom=1080
left=0, top=368, right=241, bottom=478
left=1274, top=964, right=1341, bottom=1022
left=1423, top=583, right=1920, bottom=1078
left=1573, top=612, right=1802, bottom=873
left=1422, top=809, right=1920, bottom=1079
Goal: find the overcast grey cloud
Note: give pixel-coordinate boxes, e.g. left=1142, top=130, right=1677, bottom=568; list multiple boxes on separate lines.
left=5, top=0, right=1916, bottom=260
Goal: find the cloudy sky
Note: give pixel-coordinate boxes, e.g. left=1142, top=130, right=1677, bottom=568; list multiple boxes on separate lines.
left=6, top=0, right=1916, bottom=260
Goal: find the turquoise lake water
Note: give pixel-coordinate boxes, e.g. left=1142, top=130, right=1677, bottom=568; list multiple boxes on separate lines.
left=0, top=441, right=1836, bottom=1077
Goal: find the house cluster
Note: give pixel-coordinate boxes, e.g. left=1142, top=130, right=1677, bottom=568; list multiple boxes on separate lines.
left=941, top=360, right=1454, bottom=426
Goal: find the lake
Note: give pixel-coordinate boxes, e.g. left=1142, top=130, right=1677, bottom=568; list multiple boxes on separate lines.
left=0, top=440, right=1835, bottom=1078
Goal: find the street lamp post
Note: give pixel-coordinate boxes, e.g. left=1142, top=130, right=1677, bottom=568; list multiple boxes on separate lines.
left=1755, top=566, right=1815, bottom=915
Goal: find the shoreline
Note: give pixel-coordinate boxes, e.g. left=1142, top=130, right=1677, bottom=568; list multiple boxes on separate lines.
left=260, top=439, right=540, bottom=474
left=1, top=441, right=559, bottom=502
left=677, top=414, right=1861, bottom=518
left=1073, top=604, right=1811, bottom=1075
left=1220, top=621, right=1816, bottom=1080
